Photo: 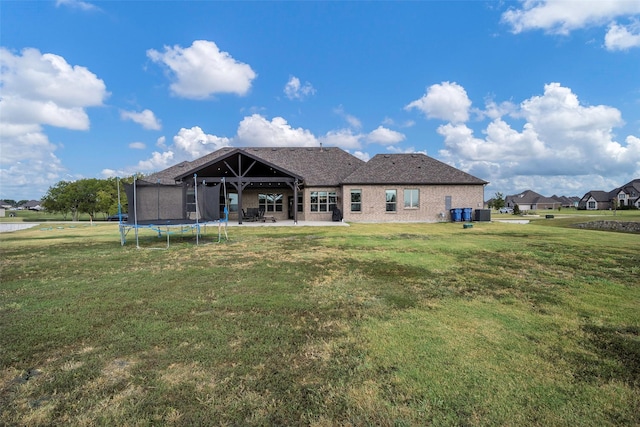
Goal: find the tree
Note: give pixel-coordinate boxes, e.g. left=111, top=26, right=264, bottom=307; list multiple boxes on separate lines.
left=42, top=177, right=134, bottom=221
left=492, top=192, right=505, bottom=210
left=42, top=181, right=73, bottom=220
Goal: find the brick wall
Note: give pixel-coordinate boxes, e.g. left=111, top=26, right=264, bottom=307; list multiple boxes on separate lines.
left=341, top=184, right=485, bottom=223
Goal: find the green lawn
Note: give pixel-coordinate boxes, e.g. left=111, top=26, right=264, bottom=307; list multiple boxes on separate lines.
left=1, top=220, right=638, bottom=426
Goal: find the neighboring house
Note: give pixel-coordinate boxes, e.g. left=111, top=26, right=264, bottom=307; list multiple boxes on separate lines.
left=0, top=200, right=13, bottom=210
left=578, top=191, right=612, bottom=210
left=578, top=179, right=640, bottom=210
left=505, top=190, right=562, bottom=211
left=22, top=200, right=43, bottom=211
left=142, top=147, right=488, bottom=224
left=552, top=195, right=580, bottom=208
left=611, top=179, right=640, bottom=208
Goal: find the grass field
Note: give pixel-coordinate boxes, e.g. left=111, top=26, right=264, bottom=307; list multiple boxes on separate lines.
left=1, top=217, right=638, bottom=426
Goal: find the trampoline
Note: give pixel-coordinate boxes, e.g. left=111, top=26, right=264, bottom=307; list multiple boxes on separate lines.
left=117, top=175, right=229, bottom=248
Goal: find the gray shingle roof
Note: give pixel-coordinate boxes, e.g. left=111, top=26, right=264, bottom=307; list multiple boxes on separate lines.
left=149, top=147, right=365, bottom=187
left=506, top=190, right=562, bottom=205
left=583, top=191, right=611, bottom=202
left=239, top=147, right=365, bottom=186
left=341, top=153, right=487, bottom=185
left=146, top=149, right=487, bottom=187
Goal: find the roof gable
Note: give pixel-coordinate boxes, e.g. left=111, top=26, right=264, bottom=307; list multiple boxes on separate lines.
left=146, top=147, right=365, bottom=187
left=581, top=191, right=611, bottom=202
left=342, top=153, right=487, bottom=185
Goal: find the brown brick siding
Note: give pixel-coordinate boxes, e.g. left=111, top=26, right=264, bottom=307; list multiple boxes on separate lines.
left=341, top=184, right=485, bottom=222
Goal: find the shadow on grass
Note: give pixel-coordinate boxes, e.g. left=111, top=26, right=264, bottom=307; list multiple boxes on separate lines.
left=572, top=324, right=640, bottom=387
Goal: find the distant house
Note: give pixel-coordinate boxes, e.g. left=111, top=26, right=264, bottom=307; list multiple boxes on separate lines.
left=551, top=195, right=580, bottom=208
left=22, top=200, right=43, bottom=211
left=505, top=190, right=562, bottom=211
left=143, top=147, right=488, bottom=224
left=611, top=179, right=640, bottom=209
left=578, top=191, right=612, bottom=210
left=579, top=179, right=640, bottom=210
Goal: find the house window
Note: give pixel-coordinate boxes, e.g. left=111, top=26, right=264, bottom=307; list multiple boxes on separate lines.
left=297, top=194, right=303, bottom=212
left=588, top=201, right=596, bottom=209
left=225, top=193, right=238, bottom=213
left=259, top=193, right=283, bottom=212
left=404, top=189, right=419, bottom=209
left=386, top=189, right=397, bottom=212
left=186, top=187, right=196, bottom=213
left=310, top=191, right=337, bottom=212
left=350, top=189, right=362, bottom=212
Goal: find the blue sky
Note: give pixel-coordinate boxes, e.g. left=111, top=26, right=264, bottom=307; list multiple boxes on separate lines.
left=1, top=0, right=639, bottom=201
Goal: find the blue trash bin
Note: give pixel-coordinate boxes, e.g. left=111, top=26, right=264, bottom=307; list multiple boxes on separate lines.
left=450, top=208, right=463, bottom=222
left=462, top=208, right=472, bottom=222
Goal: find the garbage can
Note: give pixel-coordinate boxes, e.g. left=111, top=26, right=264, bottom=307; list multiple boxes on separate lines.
left=450, top=208, right=463, bottom=222
left=462, top=208, right=472, bottom=222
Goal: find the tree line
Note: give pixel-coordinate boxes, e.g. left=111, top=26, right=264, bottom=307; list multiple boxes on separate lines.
left=42, top=176, right=137, bottom=221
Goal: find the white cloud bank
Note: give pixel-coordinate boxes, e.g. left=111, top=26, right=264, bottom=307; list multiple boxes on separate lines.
left=0, top=47, right=108, bottom=199
left=502, top=0, right=640, bottom=51
left=147, top=40, right=257, bottom=99
left=411, top=81, right=640, bottom=196
left=105, top=115, right=406, bottom=177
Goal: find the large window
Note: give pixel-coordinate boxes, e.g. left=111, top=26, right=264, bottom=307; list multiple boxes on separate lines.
left=386, top=189, right=397, bottom=212
left=588, top=201, right=596, bottom=209
left=186, top=187, right=196, bottom=213
left=225, top=193, right=238, bottom=213
left=404, top=189, right=419, bottom=209
left=259, top=193, right=283, bottom=212
left=350, top=189, right=362, bottom=212
left=310, top=191, right=337, bottom=212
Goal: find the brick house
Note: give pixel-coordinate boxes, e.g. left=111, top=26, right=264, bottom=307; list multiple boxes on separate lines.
left=578, top=179, right=640, bottom=210
left=505, top=190, right=563, bottom=211
left=143, top=147, right=488, bottom=224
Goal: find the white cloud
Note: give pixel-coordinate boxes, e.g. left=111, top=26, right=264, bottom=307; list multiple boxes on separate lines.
left=502, top=0, right=640, bottom=51
left=147, top=40, right=256, bottom=99
left=0, top=47, right=108, bottom=200
left=502, top=0, right=640, bottom=35
left=135, top=151, right=177, bottom=174
left=366, top=126, right=406, bottom=145
left=351, top=151, right=371, bottom=162
left=605, top=21, right=640, bottom=50
left=156, top=136, right=167, bottom=149
left=129, top=142, right=146, bottom=150
left=120, top=109, right=162, bottom=130
left=284, top=76, right=316, bottom=100
left=386, top=146, right=427, bottom=155
left=319, top=129, right=363, bottom=150
left=405, top=82, right=471, bottom=123
left=173, top=126, right=231, bottom=158
left=333, top=106, right=362, bottom=129
left=236, top=115, right=318, bottom=147
left=56, top=0, right=100, bottom=12
left=435, top=82, right=640, bottom=196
